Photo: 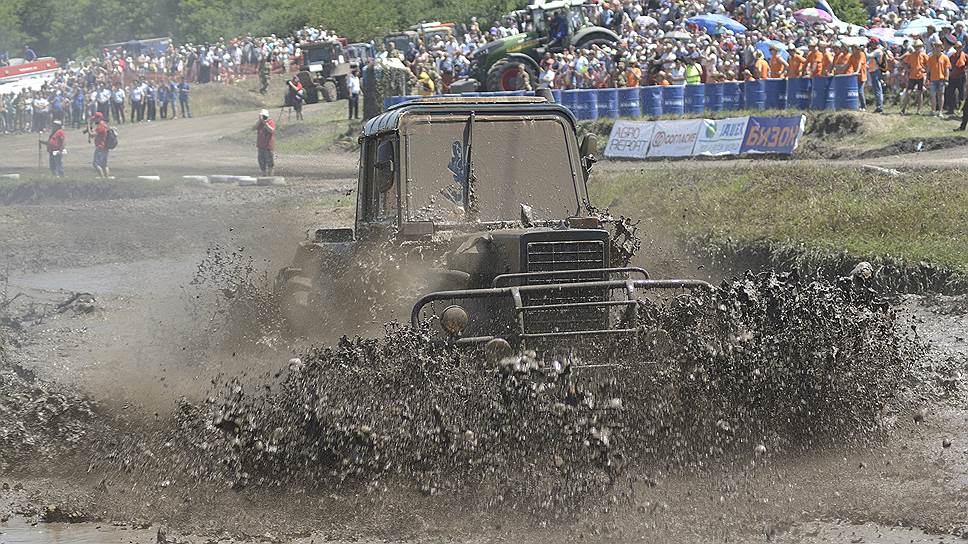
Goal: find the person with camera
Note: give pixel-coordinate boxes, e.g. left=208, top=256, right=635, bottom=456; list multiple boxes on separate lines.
left=254, top=109, right=276, bottom=176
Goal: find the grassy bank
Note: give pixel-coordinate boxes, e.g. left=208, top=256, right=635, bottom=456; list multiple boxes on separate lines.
left=189, top=77, right=290, bottom=118
left=590, top=163, right=968, bottom=290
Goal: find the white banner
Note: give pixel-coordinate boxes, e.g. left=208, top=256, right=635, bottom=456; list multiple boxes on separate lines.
left=646, top=119, right=703, bottom=158
left=692, top=116, right=749, bottom=156
left=604, top=120, right=655, bottom=159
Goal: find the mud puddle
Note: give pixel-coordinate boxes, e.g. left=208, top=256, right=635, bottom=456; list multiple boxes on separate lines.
left=0, top=519, right=154, bottom=544
left=776, top=519, right=966, bottom=543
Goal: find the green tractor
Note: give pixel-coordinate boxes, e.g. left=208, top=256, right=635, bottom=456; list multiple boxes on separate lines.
left=454, top=0, right=619, bottom=93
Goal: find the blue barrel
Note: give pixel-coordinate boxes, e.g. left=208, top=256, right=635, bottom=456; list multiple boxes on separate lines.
left=617, top=87, right=641, bottom=118
left=460, top=92, right=481, bottom=97
left=722, top=82, right=744, bottom=111
left=684, top=84, right=705, bottom=114
left=744, top=79, right=766, bottom=110
left=551, top=89, right=562, bottom=104
left=597, top=88, right=619, bottom=119
left=640, top=86, right=663, bottom=117
left=661, top=85, right=685, bottom=115
left=560, top=89, right=579, bottom=116
left=704, top=83, right=724, bottom=113
left=572, top=89, right=598, bottom=120
left=786, top=78, right=811, bottom=110
left=810, top=76, right=835, bottom=110
left=765, top=78, right=787, bottom=110
left=833, top=74, right=860, bottom=110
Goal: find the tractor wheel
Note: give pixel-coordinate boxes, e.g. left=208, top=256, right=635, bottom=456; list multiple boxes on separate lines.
left=576, top=38, right=615, bottom=50
left=275, top=268, right=319, bottom=338
left=321, top=80, right=338, bottom=102
left=485, top=59, right=536, bottom=92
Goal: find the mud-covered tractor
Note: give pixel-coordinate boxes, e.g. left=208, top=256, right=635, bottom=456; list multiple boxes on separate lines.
left=454, top=0, right=619, bottom=92
left=295, top=40, right=353, bottom=103
left=276, top=95, right=709, bottom=353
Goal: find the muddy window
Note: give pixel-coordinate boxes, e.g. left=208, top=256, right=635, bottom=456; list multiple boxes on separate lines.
left=403, top=114, right=580, bottom=224
left=362, top=137, right=399, bottom=223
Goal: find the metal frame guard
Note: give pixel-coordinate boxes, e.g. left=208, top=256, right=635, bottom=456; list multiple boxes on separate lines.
left=411, top=278, right=714, bottom=345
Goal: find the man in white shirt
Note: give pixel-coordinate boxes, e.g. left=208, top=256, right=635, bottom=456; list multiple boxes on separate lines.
left=346, top=70, right=361, bottom=120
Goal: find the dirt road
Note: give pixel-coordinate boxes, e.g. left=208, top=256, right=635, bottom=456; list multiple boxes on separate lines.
left=1, top=103, right=967, bottom=543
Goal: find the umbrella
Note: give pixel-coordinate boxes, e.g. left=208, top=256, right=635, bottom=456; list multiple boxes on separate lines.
left=866, top=27, right=908, bottom=46
left=840, top=35, right=869, bottom=46
left=686, top=14, right=747, bottom=34
left=933, top=0, right=960, bottom=11
left=757, top=40, right=789, bottom=60
left=793, top=8, right=833, bottom=24
left=895, top=16, right=951, bottom=36
left=663, top=30, right=693, bottom=40
left=636, top=15, right=659, bottom=27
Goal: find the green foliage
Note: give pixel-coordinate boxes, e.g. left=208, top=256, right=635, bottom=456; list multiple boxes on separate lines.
left=6, top=0, right=528, bottom=61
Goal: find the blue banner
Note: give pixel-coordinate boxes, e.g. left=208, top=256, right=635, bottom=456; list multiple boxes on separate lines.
left=740, top=115, right=805, bottom=155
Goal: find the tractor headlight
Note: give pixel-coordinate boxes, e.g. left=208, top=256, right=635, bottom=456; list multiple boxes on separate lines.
left=440, top=305, right=468, bottom=336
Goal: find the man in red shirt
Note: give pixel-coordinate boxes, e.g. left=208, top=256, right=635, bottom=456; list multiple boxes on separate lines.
left=90, top=111, right=110, bottom=178
left=42, top=118, right=66, bottom=177
left=255, top=109, right=276, bottom=176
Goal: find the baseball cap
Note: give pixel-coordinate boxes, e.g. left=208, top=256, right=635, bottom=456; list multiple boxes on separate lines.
left=260, top=109, right=269, bottom=117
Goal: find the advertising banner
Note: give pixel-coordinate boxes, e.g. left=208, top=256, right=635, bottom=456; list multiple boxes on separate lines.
left=646, top=119, right=703, bottom=157
left=604, top=120, right=655, bottom=159
left=692, top=116, right=749, bottom=156
left=740, top=115, right=806, bottom=154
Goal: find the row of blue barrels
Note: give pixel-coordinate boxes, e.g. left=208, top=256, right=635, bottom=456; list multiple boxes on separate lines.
left=383, top=74, right=860, bottom=118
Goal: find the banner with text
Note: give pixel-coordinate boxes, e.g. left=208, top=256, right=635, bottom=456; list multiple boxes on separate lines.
left=603, top=115, right=804, bottom=159
left=604, top=120, right=655, bottom=159
left=646, top=119, right=704, bottom=158
left=740, top=115, right=806, bottom=154
left=693, top=117, right=749, bottom=156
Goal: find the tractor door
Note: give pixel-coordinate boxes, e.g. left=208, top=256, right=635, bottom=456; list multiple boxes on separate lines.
left=356, top=135, right=400, bottom=240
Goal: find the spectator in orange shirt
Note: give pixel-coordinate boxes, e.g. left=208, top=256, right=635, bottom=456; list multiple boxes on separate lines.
left=832, top=42, right=851, bottom=74
left=821, top=44, right=835, bottom=75
left=753, top=50, right=770, bottom=79
left=787, top=47, right=807, bottom=79
left=656, top=71, right=671, bottom=86
left=768, top=45, right=788, bottom=78
left=927, top=41, right=951, bottom=116
left=900, top=41, right=929, bottom=115
left=805, top=41, right=825, bottom=77
left=944, top=42, right=966, bottom=115
left=847, top=44, right=868, bottom=110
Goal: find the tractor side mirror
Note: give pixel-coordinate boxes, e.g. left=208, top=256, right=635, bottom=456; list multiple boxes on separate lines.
left=375, top=140, right=395, bottom=192
left=579, top=134, right=598, bottom=180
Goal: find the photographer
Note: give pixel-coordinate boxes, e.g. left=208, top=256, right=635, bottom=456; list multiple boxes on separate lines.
left=254, top=109, right=276, bottom=176
left=41, top=119, right=66, bottom=177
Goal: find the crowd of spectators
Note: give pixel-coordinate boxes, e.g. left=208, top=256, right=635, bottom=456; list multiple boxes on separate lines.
left=385, top=0, right=968, bottom=117
left=6, top=0, right=968, bottom=136
left=0, top=26, right=340, bottom=134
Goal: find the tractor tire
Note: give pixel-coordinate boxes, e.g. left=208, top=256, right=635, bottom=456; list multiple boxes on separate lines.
left=485, top=59, right=536, bottom=92
left=275, top=268, right=318, bottom=338
left=321, top=80, right=338, bottom=102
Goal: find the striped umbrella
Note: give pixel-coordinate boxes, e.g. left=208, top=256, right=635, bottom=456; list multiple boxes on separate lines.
left=793, top=8, right=834, bottom=24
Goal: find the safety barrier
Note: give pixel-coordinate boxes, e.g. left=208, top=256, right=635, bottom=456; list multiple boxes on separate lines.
left=385, top=75, right=861, bottom=118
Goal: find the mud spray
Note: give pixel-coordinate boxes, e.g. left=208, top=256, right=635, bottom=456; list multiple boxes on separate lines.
left=72, top=268, right=921, bottom=524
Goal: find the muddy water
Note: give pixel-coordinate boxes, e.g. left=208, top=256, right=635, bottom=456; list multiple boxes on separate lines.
left=0, top=519, right=155, bottom=544
left=778, top=519, right=965, bottom=543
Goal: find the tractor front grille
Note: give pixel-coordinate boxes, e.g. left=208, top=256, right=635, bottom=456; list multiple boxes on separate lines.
left=524, top=237, right=608, bottom=334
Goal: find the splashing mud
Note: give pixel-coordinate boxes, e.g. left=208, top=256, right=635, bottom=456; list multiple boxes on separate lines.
left=102, top=271, right=920, bottom=515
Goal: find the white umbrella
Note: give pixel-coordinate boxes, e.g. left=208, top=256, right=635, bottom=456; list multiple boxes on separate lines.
left=840, top=35, right=869, bottom=46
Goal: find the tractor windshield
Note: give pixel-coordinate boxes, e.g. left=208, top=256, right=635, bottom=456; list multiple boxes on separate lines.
left=402, top=113, right=582, bottom=225
left=303, top=43, right=336, bottom=64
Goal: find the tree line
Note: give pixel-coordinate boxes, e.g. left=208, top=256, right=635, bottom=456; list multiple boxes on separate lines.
left=2, top=0, right=522, bottom=61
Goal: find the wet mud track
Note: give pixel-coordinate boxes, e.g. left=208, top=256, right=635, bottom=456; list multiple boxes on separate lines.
left=1, top=134, right=968, bottom=542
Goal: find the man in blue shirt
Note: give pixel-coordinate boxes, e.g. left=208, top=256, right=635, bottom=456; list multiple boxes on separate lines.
left=23, top=45, right=37, bottom=62
left=178, top=77, right=192, bottom=118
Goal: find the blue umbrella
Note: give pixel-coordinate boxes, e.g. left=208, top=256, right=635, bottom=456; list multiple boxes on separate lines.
left=757, top=40, right=789, bottom=61
left=895, top=17, right=951, bottom=36
left=686, top=14, right=747, bottom=34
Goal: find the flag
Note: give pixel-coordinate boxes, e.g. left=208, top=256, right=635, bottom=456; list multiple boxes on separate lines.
left=815, top=0, right=837, bottom=18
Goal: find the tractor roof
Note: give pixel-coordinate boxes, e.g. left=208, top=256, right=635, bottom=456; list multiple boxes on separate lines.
left=528, top=0, right=588, bottom=10
left=361, top=97, right=576, bottom=140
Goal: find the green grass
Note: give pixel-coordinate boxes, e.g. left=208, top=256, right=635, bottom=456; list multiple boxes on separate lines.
left=590, top=163, right=968, bottom=275
left=190, top=77, right=291, bottom=118
left=223, top=100, right=358, bottom=155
